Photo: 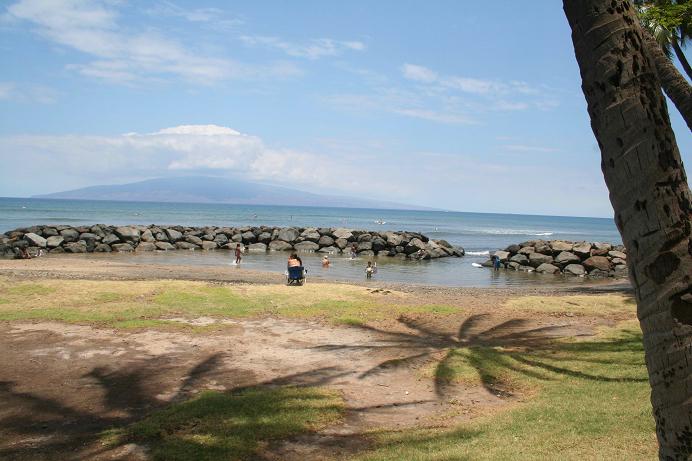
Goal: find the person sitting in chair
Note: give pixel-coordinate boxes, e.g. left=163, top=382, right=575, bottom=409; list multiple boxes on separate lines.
left=287, top=252, right=302, bottom=268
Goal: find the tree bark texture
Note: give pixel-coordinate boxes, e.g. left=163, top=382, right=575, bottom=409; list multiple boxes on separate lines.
left=643, top=30, right=692, bottom=131
left=563, top=1, right=692, bottom=459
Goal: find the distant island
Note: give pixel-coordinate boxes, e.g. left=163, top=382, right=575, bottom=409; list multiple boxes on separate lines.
left=33, top=176, right=432, bottom=211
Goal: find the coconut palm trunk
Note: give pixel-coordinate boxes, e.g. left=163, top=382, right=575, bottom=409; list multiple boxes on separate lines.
left=670, top=37, right=692, bottom=81
left=563, top=1, right=692, bottom=459
left=642, top=30, right=692, bottom=130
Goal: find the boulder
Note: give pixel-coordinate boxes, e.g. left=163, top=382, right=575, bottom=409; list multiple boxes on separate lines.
left=593, top=242, right=612, bottom=252
left=268, top=240, right=293, bottom=251
left=102, top=233, right=120, bottom=245
left=332, top=228, right=354, bottom=241
left=357, top=233, right=372, bottom=242
left=405, top=238, right=427, bottom=255
left=175, top=241, right=199, bottom=250
left=49, top=247, right=65, bottom=254
left=301, top=230, right=321, bottom=242
left=481, top=259, right=494, bottom=267
left=589, top=268, right=611, bottom=277
left=493, top=250, right=510, bottom=262
left=278, top=228, right=299, bottom=243
left=60, top=228, right=80, bottom=242
left=241, top=231, right=257, bottom=244
left=64, top=241, right=88, bottom=253
left=529, top=252, right=554, bottom=267
left=247, top=243, right=267, bottom=252
left=140, top=229, right=155, bottom=242
left=41, top=227, right=59, bottom=237
left=611, top=258, right=626, bottom=265
left=46, top=236, right=64, bottom=248
left=509, top=253, right=529, bottom=265
left=614, top=264, right=628, bottom=275
left=383, top=232, right=403, bottom=247
left=318, top=235, right=335, bottom=247
left=79, top=232, right=99, bottom=242
left=517, top=265, right=535, bottom=272
left=257, top=232, right=272, bottom=244
left=536, top=263, right=560, bottom=274
left=572, top=242, right=592, bottom=257
left=111, top=243, right=134, bottom=252
left=334, top=238, right=349, bottom=249
left=231, top=234, right=243, bottom=243
left=318, top=246, right=339, bottom=254
left=518, top=246, right=535, bottom=255
left=93, top=243, right=112, bottom=252
left=359, top=250, right=375, bottom=257
left=608, top=250, right=627, bottom=260
left=24, top=233, right=47, bottom=248
left=213, top=234, right=229, bottom=245
left=534, top=242, right=551, bottom=254
left=508, top=261, right=521, bottom=270
left=155, top=231, right=169, bottom=242
left=357, top=241, right=373, bottom=252
left=155, top=241, right=176, bottom=251
left=372, top=237, right=387, bottom=252
left=201, top=233, right=215, bottom=241
left=114, top=226, right=140, bottom=243
left=550, top=240, right=573, bottom=252
left=165, top=228, right=183, bottom=242
left=294, top=241, right=319, bottom=252
left=583, top=256, right=612, bottom=272
left=201, top=241, right=218, bottom=251
left=185, top=235, right=204, bottom=246
left=136, top=242, right=157, bottom=252
left=564, top=264, right=586, bottom=276
left=504, top=244, right=521, bottom=254
left=554, top=251, right=580, bottom=265
left=590, top=248, right=609, bottom=256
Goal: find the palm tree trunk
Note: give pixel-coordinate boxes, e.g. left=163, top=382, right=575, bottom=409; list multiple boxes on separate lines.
left=671, top=37, right=692, bottom=82
left=563, top=1, right=692, bottom=459
left=643, top=31, right=692, bottom=131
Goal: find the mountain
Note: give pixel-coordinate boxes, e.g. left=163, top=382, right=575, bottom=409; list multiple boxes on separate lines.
left=33, top=176, right=427, bottom=210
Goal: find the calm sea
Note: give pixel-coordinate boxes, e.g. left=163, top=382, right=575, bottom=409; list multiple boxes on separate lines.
left=0, top=197, right=622, bottom=287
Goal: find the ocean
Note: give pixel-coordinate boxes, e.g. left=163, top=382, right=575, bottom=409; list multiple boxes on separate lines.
left=0, top=197, right=622, bottom=287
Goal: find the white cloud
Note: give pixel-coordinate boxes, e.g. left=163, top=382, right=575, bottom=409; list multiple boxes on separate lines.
left=0, top=81, right=58, bottom=103
left=401, top=63, right=438, bottom=83
left=241, top=35, right=365, bottom=59
left=5, top=0, right=289, bottom=84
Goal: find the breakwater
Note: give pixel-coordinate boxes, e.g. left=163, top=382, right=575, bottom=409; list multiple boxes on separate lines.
left=484, top=239, right=627, bottom=277
left=1, top=224, right=465, bottom=260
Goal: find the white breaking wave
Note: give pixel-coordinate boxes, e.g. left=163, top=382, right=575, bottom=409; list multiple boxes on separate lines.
left=471, top=228, right=555, bottom=236
left=465, top=251, right=490, bottom=256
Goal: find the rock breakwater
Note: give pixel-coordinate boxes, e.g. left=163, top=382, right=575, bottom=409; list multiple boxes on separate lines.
left=484, top=240, right=627, bottom=278
left=1, top=224, right=465, bottom=260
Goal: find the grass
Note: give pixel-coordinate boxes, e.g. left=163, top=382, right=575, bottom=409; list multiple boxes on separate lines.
left=104, top=386, right=344, bottom=461
left=357, top=324, right=656, bottom=460
left=0, top=277, right=461, bottom=328
left=504, top=294, right=635, bottom=315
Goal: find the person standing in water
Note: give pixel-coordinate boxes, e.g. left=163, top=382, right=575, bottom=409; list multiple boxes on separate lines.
left=234, top=243, right=242, bottom=265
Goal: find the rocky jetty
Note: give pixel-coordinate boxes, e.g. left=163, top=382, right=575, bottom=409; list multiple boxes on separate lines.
left=484, top=240, right=627, bottom=278
left=0, top=224, right=465, bottom=260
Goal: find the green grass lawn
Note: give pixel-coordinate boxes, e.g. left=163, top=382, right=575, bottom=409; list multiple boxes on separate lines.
left=0, top=277, right=459, bottom=328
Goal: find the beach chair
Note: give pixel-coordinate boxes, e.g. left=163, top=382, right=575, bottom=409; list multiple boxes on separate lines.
left=286, top=266, right=307, bottom=285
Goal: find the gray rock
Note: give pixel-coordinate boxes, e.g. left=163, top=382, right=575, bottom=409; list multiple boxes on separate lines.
left=359, top=250, right=375, bottom=257
left=201, top=241, right=218, bottom=251
left=493, top=250, right=510, bottom=262
left=165, top=228, right=183, bottom=242
left=593, top=242, right=612, bottom=252
left=42, top=227, right=59, bottom=237
left=201, top=233, right=215, bottom=241
left=213, top=234, right=229, bottom=245
left=611, top=258, right=626, bottom=265
left=334, top=238, right=349, bottom=249
left=60, top=228, right=80, bottom=242
left=268, top=240, right=293, bottom=251
left=508, top=261, right=521, bottom=270
left=64, top=241, right=88, bottom=253
left=49, top=247, right=65, bottom=254
left=257, top=232, right=272, bottom=244
left=301, top=230, right=321, bottom=242
left=517, top=265, right=535, bottom=272
left=318, top=235, right=335, bottom=247
left=185, top=235, right=204, bottom=246
left=529, top=252, right=553, bottom=267
left=505, top=244, right=521, bottom=253
left=46, top=236, right=64, bottom=248
left=155, top=232, right=169, bottom=242
left=518, top=246, right=535, bottom=255
left=319, top=246, right=340, bottom=254
left=136, top=242, right=157, bottom=252
left=93, top=243, right=112, bottom=252
left=534, top=242, right=551, bottom=254
left=481, top=259, right=494, bottom=267
left=509, top=253, right=529, bottom=265
left=564, top=264, right=586, bottom=276
left=614, top=264, right=628, bottom=275
left=357, top=241, right=373, bottom=252
left=175, top=241, right=199, bottom=250
left=114, top=226, right=140, bottom=243
left=79, top=232, right=99, bottom=242
left=583, top=256, right=611, bottom=272
left=102, top=234, right=120, bottom=245
left=405, top=238, right=427, bottom=255
left=278, top=228, right=299, bottom=243
left=572, top=242, right=592, bottom=257
left=332, top=228, right=354, bottom=241
left=24, top=233, right=47, bottom=248
left=372, top=237, right=387, bottom=252
left=241, top=231, right=257, bottom=244
left=536, top=263, right=560, bottom=274
left=247, top=243, right=267, bottom=252
left=383, top=232, right=403, bottom=247
left=589, top=268, right=611, bottom=277
left=155, top=241, right=176, bottom=251
left=550, top=240, right=573, bottom=252
left=231, top=233, right=243, bottom=243
left=294, top=241, right=319, bottom=252
left=555, top=251, right=580, bottom=265
left=357, top=233, right=372, bottom=242
left=140, top=229, right=155, bottom=242
left=111, top=243, right=134, bottom=252
left=608, top=250, right=627, bottom=260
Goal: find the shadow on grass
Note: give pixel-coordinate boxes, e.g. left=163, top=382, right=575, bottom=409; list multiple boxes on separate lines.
left=314, top=314, right=647, bottom=397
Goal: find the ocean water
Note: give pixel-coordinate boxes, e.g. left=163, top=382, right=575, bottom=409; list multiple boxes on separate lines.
left=0, top=197, right=622, bottom=287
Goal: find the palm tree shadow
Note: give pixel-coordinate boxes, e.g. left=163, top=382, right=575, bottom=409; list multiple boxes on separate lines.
left=314, top=314, right=646, bottom=398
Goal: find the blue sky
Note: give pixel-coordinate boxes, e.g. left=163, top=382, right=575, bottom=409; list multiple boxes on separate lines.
left=0, top=0, right=689, bottom=217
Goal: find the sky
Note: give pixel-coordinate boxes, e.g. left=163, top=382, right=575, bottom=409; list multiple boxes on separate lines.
left=0, top=0, right=690, bottom=218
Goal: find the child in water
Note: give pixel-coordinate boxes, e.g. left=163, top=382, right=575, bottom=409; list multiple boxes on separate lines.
left=234, top=243, right=242, bottom=265
left=365, top=261, right=374, bottom=278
